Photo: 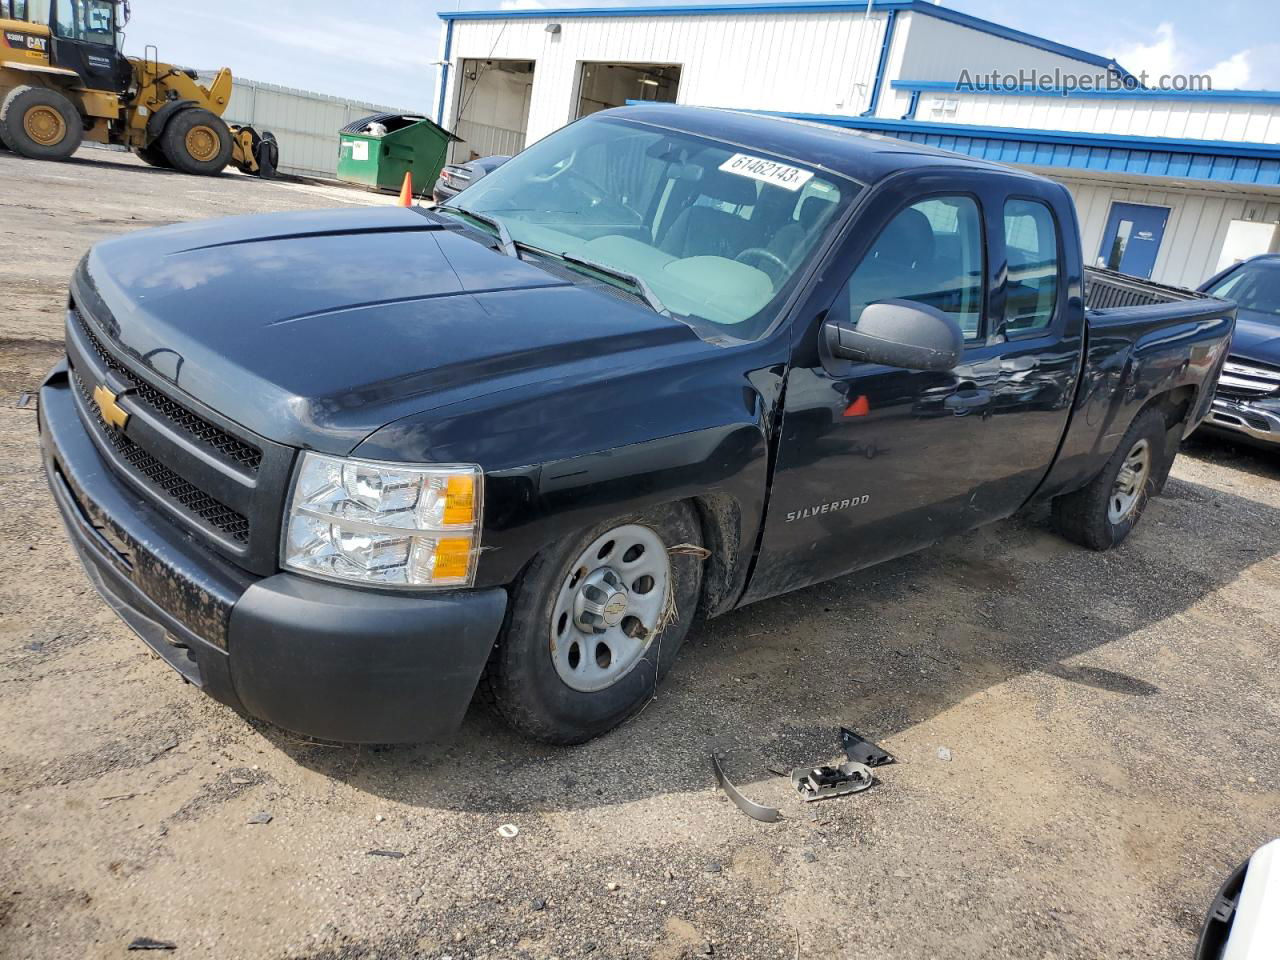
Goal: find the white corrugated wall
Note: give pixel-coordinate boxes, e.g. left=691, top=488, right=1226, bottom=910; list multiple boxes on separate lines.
left=442, top=10, right=893, bottom=146
left=1058, top=175, right=1280, bottom=288
left=902, top=90, right=1280, bottom=143
left=202, top=74, right=418, bottom=178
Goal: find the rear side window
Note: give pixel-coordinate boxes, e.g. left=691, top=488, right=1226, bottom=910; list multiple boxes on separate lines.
left=1003, top=199, right=1060, bottom=334
left=846, top=195, right=985, bottom=340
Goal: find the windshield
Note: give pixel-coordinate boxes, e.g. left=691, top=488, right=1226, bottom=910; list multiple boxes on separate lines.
left=54, top=0, right=115, bottom=44
left=444, top=115, right=859, bottom=340
left=1208, top=260, right=1280, bottom=323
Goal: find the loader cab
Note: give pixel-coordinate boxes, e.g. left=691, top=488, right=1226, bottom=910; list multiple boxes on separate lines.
left=25, top=0, right=132, bottom=93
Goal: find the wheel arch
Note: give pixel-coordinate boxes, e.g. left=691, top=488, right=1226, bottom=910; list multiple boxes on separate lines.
left=144, top=98, right=197, bottom=141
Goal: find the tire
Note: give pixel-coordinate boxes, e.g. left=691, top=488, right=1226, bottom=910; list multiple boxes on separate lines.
left=255, top=132, right=279, bottom=179
left=484, top=501, right=704, bottom=744
left=159, top=108, right=233, bottom=176
left=136, top=141, right=172, bottom=169
left=1052, top=408, right=1170, bottom=550
left=0, top=85, right=84, bottom=161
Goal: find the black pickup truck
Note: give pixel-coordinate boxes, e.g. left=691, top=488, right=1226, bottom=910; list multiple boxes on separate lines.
left=37, top=105, right=1235, bottom=745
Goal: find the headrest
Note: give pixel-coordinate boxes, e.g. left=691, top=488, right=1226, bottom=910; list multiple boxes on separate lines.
left=798, top=195, right=835, bottom=230
left=699, top=170, right=758, bottom=207
left=874, top=208, right=935, bottom=268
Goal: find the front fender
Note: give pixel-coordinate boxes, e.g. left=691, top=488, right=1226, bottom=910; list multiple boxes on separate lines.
left=352, top=341, right=787, bottom=608
left=145, top=99, right=196, bottom=140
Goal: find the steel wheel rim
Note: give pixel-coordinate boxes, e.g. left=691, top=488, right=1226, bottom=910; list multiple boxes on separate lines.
left=25, top=106, right=66, bottom=146
left=549, top=524, right=671, bottom=693
left=1108, top=438, right=1151, bottom=523
left=185, top=125, right=220, bottom=163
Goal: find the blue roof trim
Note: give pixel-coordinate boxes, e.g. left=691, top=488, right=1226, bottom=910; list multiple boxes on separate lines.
left=440, top=1, right=1123, bottom=72
left=772, top=113, right=1280, bottom=161
left=861, top=8, right=896, bottom=118
left=892, top=79, right=1280, bottom=104
left=764, top=112, right=1280, bottom=186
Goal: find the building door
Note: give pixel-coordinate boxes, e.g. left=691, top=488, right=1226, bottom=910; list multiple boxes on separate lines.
left=1098, top=202, right=1170, bottom=278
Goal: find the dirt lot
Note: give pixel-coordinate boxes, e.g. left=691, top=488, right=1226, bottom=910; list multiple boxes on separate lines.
left=1, top=147, right=1277, bottom=960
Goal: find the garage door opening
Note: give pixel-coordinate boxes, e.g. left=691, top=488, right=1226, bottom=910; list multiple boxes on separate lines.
left=576, top=62, right=681, bottom=119
left=451, top=59, right=535, bottom=163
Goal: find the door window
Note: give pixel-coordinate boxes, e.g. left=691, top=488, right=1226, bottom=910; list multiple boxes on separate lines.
left=1003, top=198, right=1060, bottom=333
left=54, top=0, right=114, bottom=43
left=845, top=195, right=985, bottom=340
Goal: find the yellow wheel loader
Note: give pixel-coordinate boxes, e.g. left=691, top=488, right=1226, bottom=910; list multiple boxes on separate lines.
left=0, top=0, right=277, bottom=176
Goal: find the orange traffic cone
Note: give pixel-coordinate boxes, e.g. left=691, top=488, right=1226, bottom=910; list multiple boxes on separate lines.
left=398, top=172, right=414, bottom=207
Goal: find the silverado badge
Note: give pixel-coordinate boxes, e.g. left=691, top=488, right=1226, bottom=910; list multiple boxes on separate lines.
left=93, top=384, right=129, bottom=431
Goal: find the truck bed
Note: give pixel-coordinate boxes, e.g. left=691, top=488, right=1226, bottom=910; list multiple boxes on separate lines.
left=1084, top=266, right=1205, bottom=310
left=1032, top=268, right=1236, bottom=506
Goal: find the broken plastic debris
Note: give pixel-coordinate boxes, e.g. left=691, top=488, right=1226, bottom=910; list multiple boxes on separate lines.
left=792, top=762, right=874, bottom=802
left=711, top=753, right=781, bottom=823
left=840, top=727, right=895, bottom=767
left=937, top=747, right=952, bottom=762
left=127, top=938, right=176, bottom=951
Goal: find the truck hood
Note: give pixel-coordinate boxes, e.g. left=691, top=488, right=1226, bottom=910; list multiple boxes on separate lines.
left=77, top=207, right=703, bottom=453
left=1230, top=310, right=1280, bottom=364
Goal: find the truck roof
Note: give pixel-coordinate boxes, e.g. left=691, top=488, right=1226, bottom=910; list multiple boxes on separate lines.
left=609, top=102, right=1043, bottom=186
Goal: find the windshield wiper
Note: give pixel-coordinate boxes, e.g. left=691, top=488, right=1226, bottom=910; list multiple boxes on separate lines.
left=437, top=204, right=520, bottom=259
left=556, top=251, right=668, bottom=316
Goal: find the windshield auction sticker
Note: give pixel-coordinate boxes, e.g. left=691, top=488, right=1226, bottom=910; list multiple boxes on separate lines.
left=719, top=153, right=814, bottom=191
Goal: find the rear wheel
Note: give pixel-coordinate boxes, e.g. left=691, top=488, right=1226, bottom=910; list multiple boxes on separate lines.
left=160, top=108, right=233, bottom=176
left=0, top=85, right=83, bottom=161
left=1052, top=408, right=1170, bottom=550
left=484, top=501, right=704, bottom=744
left=136, top=141, right=172, bottom=169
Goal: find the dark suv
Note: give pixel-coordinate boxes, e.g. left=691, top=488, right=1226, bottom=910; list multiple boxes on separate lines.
left=1199, top=254, right=1280, bottom=447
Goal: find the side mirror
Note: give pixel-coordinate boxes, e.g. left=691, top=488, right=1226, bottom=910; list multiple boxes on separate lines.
left=823, top=299, right=964, bottom=372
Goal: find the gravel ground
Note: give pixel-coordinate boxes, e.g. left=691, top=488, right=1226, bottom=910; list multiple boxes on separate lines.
left=1, top=147, right=1277, bottom=960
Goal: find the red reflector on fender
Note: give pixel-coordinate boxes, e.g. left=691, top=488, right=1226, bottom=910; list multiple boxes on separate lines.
left=843, top=395, right=871, bottom=417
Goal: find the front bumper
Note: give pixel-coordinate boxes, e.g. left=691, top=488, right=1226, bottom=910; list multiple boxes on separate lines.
left=37, top=363, right=507, bottom=743
left=1202, top=395, right=1280, bottom=446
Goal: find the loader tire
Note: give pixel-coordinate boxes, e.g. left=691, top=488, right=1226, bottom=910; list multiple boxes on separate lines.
left=160, top=108, right=232, bottom=176
left=136, top=141, right=172, bottom=169
left=255, top=132, right=279, bottom=179
left=0, top=86, right=83, bottom=161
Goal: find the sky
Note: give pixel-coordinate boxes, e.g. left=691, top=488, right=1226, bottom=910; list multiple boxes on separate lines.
left=121, top=0, right=1280, bottom=110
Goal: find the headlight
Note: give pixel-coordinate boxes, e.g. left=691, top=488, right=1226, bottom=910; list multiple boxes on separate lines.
left=282, top=452, right=483, bottom=588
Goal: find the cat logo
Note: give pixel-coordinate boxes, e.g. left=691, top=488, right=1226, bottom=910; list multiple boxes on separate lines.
left=93, top=384, right=130, bottom=430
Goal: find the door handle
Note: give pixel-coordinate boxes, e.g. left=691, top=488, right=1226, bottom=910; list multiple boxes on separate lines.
left=944, top=388, right=991, bottom=415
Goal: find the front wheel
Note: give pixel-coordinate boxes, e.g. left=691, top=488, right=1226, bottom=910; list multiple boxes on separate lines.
left=0, top=85, right=84, bottom=161
left=1052, top=408, right=1170, bottom=550
left=484, top=502, right=704, bottom=744
left=160, top=108, right=233, bottom=176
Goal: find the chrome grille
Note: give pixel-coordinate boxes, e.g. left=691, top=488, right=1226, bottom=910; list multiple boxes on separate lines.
left=1217, top=357, right=1280, bottom=398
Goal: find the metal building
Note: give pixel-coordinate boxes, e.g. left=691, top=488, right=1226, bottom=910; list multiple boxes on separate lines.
left=200, top=73, right=416, bottom=180
left=434, top=0, right=1280, bottom=289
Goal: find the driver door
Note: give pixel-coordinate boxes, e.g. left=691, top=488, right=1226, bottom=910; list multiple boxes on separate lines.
left=744, top=173, right=1001, bottom=603
left=48, top=0, right=130, bottom=92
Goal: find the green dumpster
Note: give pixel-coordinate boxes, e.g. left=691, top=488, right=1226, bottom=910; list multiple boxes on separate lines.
left=336, top=113, right=460, bottom=193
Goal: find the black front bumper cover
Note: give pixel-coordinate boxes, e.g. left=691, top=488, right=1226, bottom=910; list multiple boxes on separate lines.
left=38, top=362, right=507, bottom=743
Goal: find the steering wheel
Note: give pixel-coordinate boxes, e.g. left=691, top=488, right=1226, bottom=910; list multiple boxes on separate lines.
left=735, top=247, right=789, bottom=282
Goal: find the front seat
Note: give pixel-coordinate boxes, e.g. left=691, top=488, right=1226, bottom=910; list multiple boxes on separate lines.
left=659, top=171, right=758, bottom=260
left=848, top=207, right=938, bottom=320
left=769, top=195, right=837, bottom=264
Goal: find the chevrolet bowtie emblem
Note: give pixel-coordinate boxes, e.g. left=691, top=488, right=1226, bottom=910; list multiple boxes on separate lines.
left=93, top=384, right=130, bottom=430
